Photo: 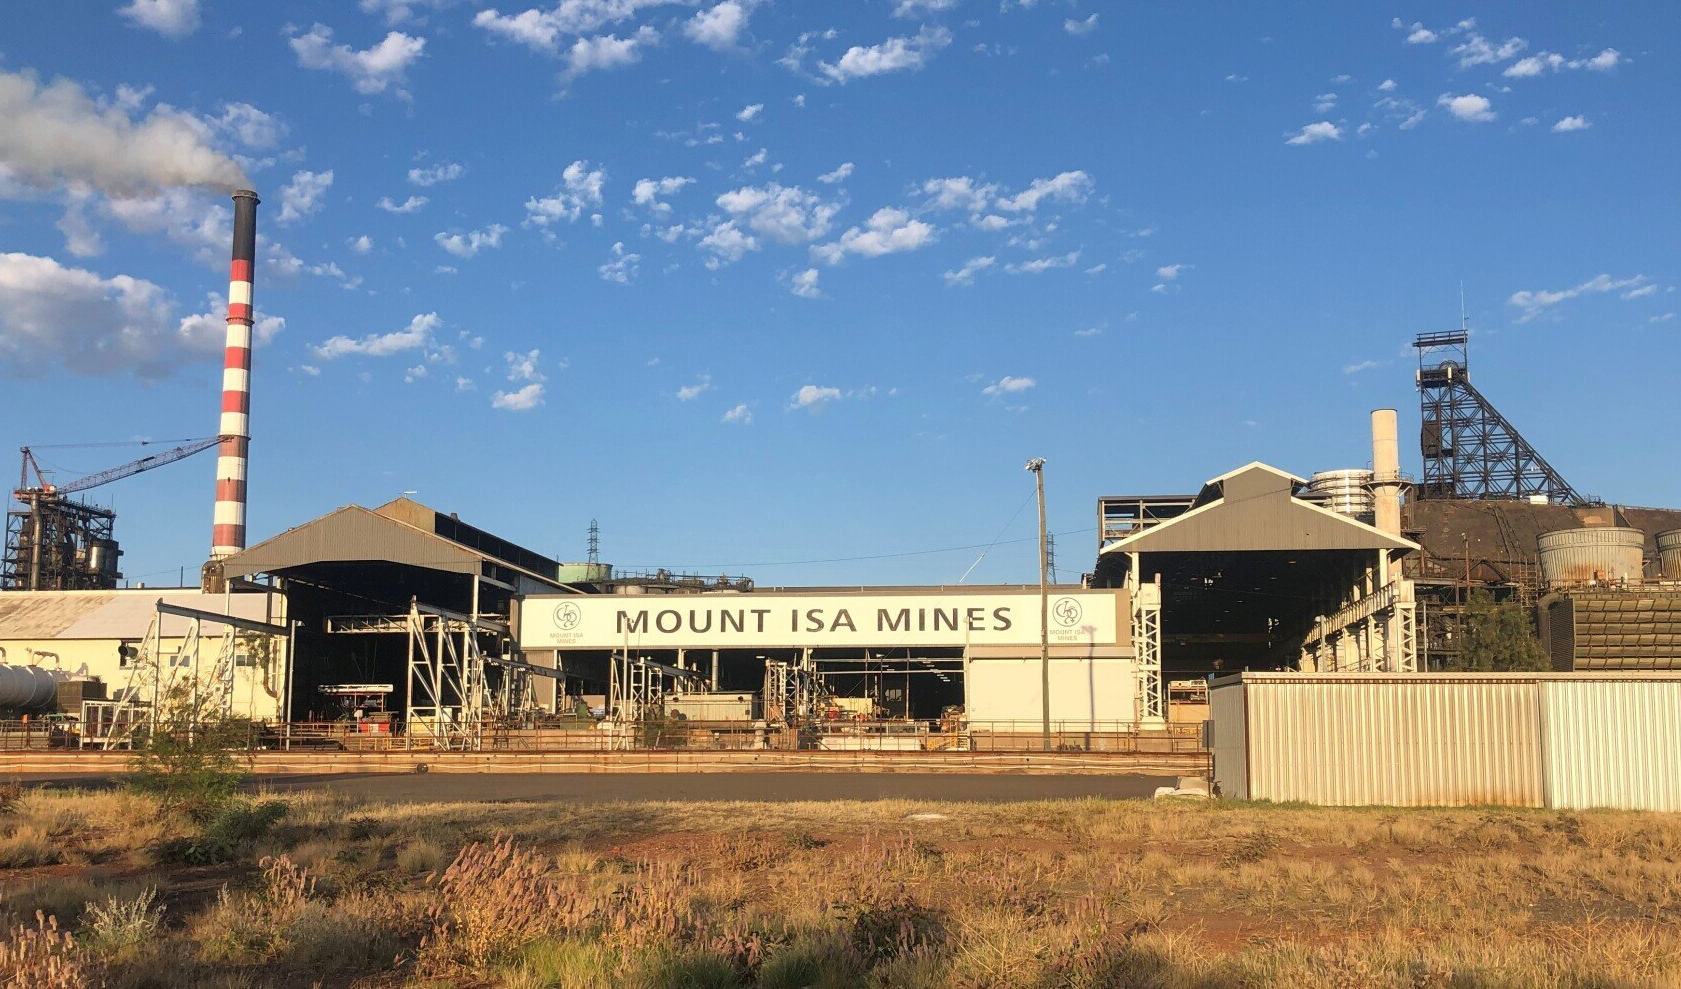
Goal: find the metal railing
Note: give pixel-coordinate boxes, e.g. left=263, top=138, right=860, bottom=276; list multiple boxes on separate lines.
left=13, top=717, right=1211, bottom=755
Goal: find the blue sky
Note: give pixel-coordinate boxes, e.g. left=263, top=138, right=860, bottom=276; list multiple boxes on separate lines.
left=1, top=1, right=1676, bottom=587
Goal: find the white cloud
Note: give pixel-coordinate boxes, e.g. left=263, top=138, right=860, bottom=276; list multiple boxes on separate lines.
left=721, top=403, right=753, bottom=424
left=699, top=220, right=758, bottom=264
left=1286, top=120, right=1343, bottom=145
left=0, top=253, right=287, bottom=380
left=1064, top=14, right=1098, bottom=36
left=1074, top=326, right=1102, bottom=338
left=1450, top=33, right=1526, bottom=68
left=565, top=26, right=659, bottom=77
left=288, top=24, right=426, bottom=97
left=813, top=207, right=935, bottom=264
left=526, top=159, right=606, bottom=225
left=1378, top=78, right=1398, bottom=92
left=921, top=176, right=996, bottom=213
left=742, top=147, right=769, bottom=169
left=377, top=194, right=428, bottom=213
left=819, top=26, right=951, bottom=83
left=348, top=234, right=374, bottom=253
left=631, top=175, right=693, bottom=214
left=1005, top=251, right=1079, bottom=274
left=716, top=182, right=839, bottom=244
left=791, top=384, right=842, bottom=409
left=1508, top=273, right=1646, bottom=322
left=982, top=375, right=1034, bottom=396
left=1438, top=93, right=1495, bottom=123
left=1552, top=115, right=1590, bottom=133
left=1156, top=263, right=1189, bottom=281
left=1391, top=19, right=1439, bottom=44
left=404, top=363, right=427, bottom=383
left=1506, top=48, right=1622, bottom=79
left=206, top=102, right=286, bottom=149
left=598, top=241, right=640, bottom=283
left=790, top=267, right=822, bottom=299
left=1343, top=359, right=1382, bottom=374
left=360, top=0, right=462, bottom=26
left=893, top=0, right=958, bottom=16
left=118, top=0, right=200, bottom=38
left=434, top=223, right=508, bottom=258
left=0, top=69, right=247, bottom=196
left=276, top=169, right=333, bottom=224
left=1580, top=48, right=1622, bottom=71
left=676, top=374, right=712, bottom=400
left=472, top=0, right=678, bottom=50
left=943, top=255, right=995, bottom=286
left=503, top=348, right=547, bottom=382
left=492, top=382, right=545, bottom=411
left=408, top=161, right=465, bottom=186
left=1621, top=284, right=1656, bottom=300
left=817, top=162, right=854, bottom=184
left=686, top=1, right=755, bottom=51
left=994, top=171, right=1093, bottom=213
left=735, top=102, right=763, bottom=122
left=313, top=312, right=440, bottom=359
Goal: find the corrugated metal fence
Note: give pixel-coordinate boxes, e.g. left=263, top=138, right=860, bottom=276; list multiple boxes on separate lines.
left=1212, top=673, right=1681, bottom=810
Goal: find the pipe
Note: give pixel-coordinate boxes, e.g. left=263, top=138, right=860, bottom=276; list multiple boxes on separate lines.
left=1370, top=408, right=1403, bottom=536
left=211, top=189, right=259, bottom=559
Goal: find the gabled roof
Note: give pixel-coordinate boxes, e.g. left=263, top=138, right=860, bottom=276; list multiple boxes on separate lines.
left=1101, top=462, right=1418, bottom=555
left=219, top=505, right=497, bottom=579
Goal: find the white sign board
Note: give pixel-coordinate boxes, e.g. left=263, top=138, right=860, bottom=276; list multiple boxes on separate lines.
left=520, top=591, right=1123, bottom=651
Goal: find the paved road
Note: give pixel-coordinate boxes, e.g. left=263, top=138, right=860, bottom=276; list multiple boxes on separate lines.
left=20, top=772, right=1173, bottom=803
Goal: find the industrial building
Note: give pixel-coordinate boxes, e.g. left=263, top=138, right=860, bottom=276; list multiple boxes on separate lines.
left=517, top=585, right=1139, bottom=731
left=2, top=178, right=1680, bottom=765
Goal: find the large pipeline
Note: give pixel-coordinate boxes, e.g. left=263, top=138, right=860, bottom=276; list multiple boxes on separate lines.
left=211, top=189, right=258, bottom=559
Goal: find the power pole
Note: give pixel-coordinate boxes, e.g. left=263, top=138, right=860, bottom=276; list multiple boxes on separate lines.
left=1026, top=458, right=1050, bottom=751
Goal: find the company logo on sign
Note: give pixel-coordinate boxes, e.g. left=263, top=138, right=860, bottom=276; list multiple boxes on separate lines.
left=552, top=602, right=582, bottom=631
left=1052, top=596, right=1083, bottom=627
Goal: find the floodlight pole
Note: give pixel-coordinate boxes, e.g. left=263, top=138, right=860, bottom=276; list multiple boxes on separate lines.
left=1026, top=458, right=1050, bottom=752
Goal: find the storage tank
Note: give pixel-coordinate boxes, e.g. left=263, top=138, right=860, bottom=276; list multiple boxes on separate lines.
left=1658, top=529, right=1681, bottom=580
left=556, top=562, right=612, bottom=584
left=0, top=664, right=71, bottom=712
left=1307, top=469, right=1375, bottom=521
left=1537, top=527, right=1646, bottom=587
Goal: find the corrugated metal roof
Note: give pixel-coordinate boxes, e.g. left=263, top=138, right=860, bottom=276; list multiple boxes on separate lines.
left=0, top=590, right=279, bottom=640
left=218, top=505, right=483, bottom=578
left=1101, top=463, right=1417, bottom=555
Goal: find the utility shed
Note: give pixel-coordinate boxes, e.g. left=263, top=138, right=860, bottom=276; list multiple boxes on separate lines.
left=1211, top=672, right=1681, bottom=810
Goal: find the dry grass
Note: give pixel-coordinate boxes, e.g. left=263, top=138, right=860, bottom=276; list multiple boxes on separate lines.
left=0, top=785, right=1679, bottom=986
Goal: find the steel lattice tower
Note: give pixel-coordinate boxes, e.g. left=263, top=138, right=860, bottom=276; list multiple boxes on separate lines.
left=1413, top=331, right=1586, bottom=505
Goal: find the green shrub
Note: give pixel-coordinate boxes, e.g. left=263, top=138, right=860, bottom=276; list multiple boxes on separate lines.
left=151, top=800, right=286, bottom=865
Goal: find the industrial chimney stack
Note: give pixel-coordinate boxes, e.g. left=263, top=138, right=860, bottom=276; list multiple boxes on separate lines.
left=210, top=189, right=259, bottom=564
left=1370, top=408, right=1403, bottom=537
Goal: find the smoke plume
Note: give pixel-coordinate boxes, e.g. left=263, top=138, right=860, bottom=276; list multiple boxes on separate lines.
left=0, top=69, right=248, bottom=196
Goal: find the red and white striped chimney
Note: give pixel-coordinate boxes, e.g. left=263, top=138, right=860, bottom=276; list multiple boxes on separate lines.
left=211, top=189, right=259, bottom=559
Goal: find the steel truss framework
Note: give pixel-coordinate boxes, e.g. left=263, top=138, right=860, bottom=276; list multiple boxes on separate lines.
left=1414, top=331, right=1586, bottom=505
left=1128, top=566, right=1164, bottom=722
left=84, top=601, right=289, bottom=749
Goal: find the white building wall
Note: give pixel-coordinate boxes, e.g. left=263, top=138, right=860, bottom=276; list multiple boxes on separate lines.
left=965, top=656, right=1139, bottom=727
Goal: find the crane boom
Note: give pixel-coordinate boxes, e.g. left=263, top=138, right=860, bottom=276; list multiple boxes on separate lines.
left=52, top=437, right=221, bottom=495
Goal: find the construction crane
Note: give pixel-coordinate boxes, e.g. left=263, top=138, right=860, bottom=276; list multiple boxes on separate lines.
left=4, top=438, right=219, bottom=592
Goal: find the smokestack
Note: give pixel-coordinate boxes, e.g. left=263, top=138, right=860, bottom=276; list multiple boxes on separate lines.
left=1371, top=408, right=1403, bottom=536
left=210, top=189, right=258, bottom=560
